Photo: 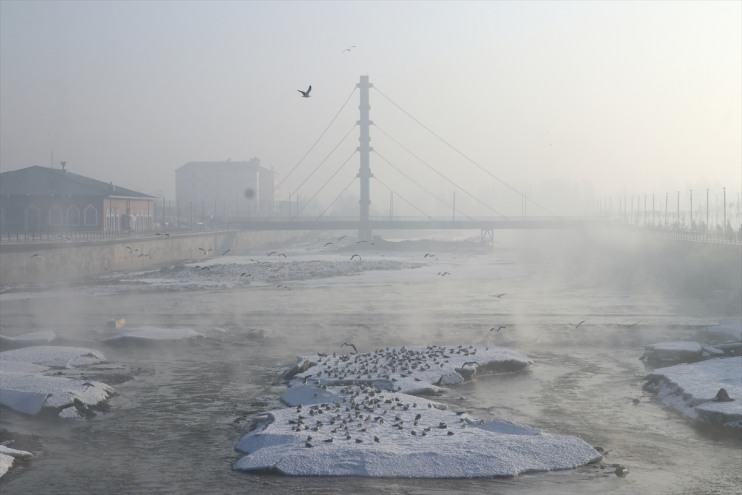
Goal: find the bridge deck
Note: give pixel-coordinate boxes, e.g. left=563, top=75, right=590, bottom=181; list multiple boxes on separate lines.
left=239, top=218, right=601, bottom=231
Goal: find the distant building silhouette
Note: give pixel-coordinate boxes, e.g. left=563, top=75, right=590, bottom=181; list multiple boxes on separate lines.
left=0, top=165, right=155, bottom=233
left=175, top=158, right=275, bottom=222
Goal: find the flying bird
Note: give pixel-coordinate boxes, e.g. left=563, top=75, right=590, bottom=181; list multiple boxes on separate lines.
left=337, top=235, right=348, bottom=241
left=570, top=320, right=586, bottom=329
left=324, top=242, right=333, bottom=247
left=342, top=45, right=357, bottom=53
left=618, top=321, right=641, bottom=329
left=490, top=326, right=506, bottom=333
left=423, top=253, right=437, bottom=259
left=221, top=249, right=231, bottom=256
left=350, top=254, right=362, bottom=261
left=437, top=271, right=451, bottom=276
left=493, top=293, right=507, bottom=298
left=341, top=342, right=358, bottom=354
left=267, top=251, right=277, bottom=256
left=298, top=85, right=312, bottom=98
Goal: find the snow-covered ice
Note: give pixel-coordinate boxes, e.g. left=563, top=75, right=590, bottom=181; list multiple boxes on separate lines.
left=235, top=344, right=603, bottom=478
left=287, top=344, right=533, bottom=395
left=0, top=346, right=114, bottom=418
left=645, top=356, right=742, bottom=429
left=103, top=325, right=203, bottom=342
left=640, top=341, right=726, bottom=365
left=0, top=445, right=33, bottom=480
left=0, top=330, right=56, bottom=345
left=703, top=319, right=742, bottom=343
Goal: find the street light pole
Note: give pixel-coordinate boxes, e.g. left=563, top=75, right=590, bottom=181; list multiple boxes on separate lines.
left=706, top=188, right=709, bottom=238
left=689, top=189, right=693, bottom=231
left=723, top=187, right=727, bottom=239
left=677, top=191, right=680, bottom=232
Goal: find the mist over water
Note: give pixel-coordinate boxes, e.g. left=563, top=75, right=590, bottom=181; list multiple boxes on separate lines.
left=0, top=229, right=740, bottom=494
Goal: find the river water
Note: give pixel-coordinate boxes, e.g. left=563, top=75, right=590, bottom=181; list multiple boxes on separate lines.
left=0, top=230, right=740, bottom=494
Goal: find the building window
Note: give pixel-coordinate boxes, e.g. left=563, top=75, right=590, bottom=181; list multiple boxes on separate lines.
left=49, top=205, right=63, bottom=226
left=66, top=206, right=81, bottom=226
left=26, top=204, right=40, bottom=232
left=84, top=205, right=98, bottom=226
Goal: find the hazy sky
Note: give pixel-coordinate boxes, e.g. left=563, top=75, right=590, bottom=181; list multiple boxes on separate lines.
left=1, top=1, right=740, bottom=215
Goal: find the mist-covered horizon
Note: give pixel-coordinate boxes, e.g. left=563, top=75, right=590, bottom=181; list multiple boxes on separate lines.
left=1, top=1, right=740, bottom=216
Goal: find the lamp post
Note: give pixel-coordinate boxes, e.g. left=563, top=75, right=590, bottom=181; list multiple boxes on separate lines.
left=676, top=191, right=680, bottom=232
left=706, top=189, right=709, bottom=239
left=689, top=189, right=693, bottom=232
left=665, top=193, right=670, bottom=228
left=723, top=187, right=727, bottom=239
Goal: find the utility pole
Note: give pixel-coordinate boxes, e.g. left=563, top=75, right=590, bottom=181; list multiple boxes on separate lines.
left=357, top=75, right=373, bottom=242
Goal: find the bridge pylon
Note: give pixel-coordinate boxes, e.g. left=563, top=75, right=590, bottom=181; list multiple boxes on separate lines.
left=357, top=75, right=373, bottom=242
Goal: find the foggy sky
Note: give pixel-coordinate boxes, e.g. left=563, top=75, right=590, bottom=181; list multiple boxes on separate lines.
left=1, top=1, right=740, bottom=216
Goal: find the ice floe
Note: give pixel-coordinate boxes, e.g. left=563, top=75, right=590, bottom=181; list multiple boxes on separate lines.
left=235, top=344, right=603, bottom=478
left=103, top=325, right=203, bottom=342
left=644, top=356, right=742, bottom=429
left=286, top=344, right=533, bottom=395
left=0, top=330, right=56, bottom=346
left=0, top=346, right=114, bottom=418
left=640, top=341, right=727, bottom=365
left=703, top=319, right=742, bottom=343
left=0, top=444, right=33, bottom=480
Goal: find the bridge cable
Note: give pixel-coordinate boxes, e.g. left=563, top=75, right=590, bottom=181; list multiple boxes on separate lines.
left=277, top=85, right=358, bottom=191
left=296, top=150, right=358, bottom=217
left=373, top=150, right=476, bottom=221
left=316, top=176, right=358, bottom=219
left=374, top=124, right=508, bottom=219
left=269, top=122, right=357, bottom=218
left=373, top=85, right=557, bottom=216
left=290, top=123, right=357, bottom=200
left=373, top=176, right=438, bottom=221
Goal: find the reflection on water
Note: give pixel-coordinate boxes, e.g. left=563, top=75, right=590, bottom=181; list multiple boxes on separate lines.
left=1, top=233, right=740, bottom=494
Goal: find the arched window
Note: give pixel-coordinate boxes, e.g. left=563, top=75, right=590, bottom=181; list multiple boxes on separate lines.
left=84, top=204, right=98, bottom=226
left=26, top=204, right=40, bottom=232
left=66, top=206, right=81, bottom=226
left=49, top=205, right=63, bottom=226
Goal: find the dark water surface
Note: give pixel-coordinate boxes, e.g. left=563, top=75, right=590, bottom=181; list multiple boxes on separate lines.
left=1, top=232, right=740, bottom=494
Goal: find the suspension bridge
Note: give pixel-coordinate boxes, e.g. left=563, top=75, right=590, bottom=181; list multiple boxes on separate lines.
left=247, top=75, right=599, bottom=244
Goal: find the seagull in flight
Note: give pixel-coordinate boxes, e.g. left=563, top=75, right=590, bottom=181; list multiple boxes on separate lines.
left=490, top=326, right=506, bottom=333
left=570, top=320, right=586, bottom=329
left=350, top=254, right=362, bottom=261
left=492, top=293, right=507, bottom=298
left=298, top=85, right=312, bottom=98
left=342, top=45, right=357, bottom=53
left=617, top=321, right=641, bottom=329
left=341, top=342, right=358, bottom=354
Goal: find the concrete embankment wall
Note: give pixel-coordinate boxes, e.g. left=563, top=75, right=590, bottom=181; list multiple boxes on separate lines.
left=0, top=230, right=303, bottom=285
